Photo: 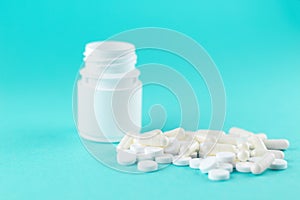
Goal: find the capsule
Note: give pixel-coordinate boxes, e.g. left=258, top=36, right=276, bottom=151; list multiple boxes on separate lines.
left=200, top=142, right=237, bottom=156
left=263, top=139, right=289, bottom=150
left=117, top=135, right=133, bottom=150
left=251, top=149, right=285, bottom=159
left=251, top=153, right=275, bottom=174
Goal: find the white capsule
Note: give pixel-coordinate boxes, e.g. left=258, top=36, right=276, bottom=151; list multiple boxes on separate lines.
left=164, top=138, right=180, bottom=155
left=164, top=128, right=186, bottom=140
left=172, top=156, right=191, bottom=166
left=251, top=153, right=275, bottom=175
left=236, top=162, right=253, bottom=173
left=251, top=149, right=285, bottom=159
left=269, top=159, right=288, bottom=170
left=155, top=154, right=173, bottom=164
left=267, top=150, right=285, bottom=159
left=117, top=135, right=133, bottom=150
left=117, top=150, right=137, bottom=166
left=137, top=160, right=158, bottom=172
left=216, top=152, right=236, bottom=163
left=263, top=139, right=289, bottom=150
left=237, top=150, right=250, bottom=162
left=200, top=142, right=237, bottom=156
left=229, top=127, right=253, bottom=137
left=189, top=158, right=203, bottom=169
left=144, top=147, right=164, bottom=157
left=199, top=156, right=218, bottom=173
left=208, top=169, right=230, bottom=181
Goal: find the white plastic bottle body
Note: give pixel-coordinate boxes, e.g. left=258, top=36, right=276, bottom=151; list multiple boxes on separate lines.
left=77, top=79, right=142, bottom=142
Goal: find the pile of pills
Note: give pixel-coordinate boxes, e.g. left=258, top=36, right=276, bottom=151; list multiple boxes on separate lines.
left=116, top=127, right=289, bottom=181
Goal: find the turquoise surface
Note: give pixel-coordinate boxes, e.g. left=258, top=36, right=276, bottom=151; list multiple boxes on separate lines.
left=1, top=0, right=300, bottom=199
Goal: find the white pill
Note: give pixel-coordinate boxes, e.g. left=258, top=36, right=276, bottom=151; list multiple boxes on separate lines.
left=237, top=150, right=250, bottom=162
left=216, top=152, right=236, bottom=163
left=208, top=169, right=230, bottom=181
left=268, top=150, right=285, bottom=159
left=269, top=159, right=288, bottom=170
left=144, top=147, right=164, bottom=157
left=235, top=162, right=253, bottom=173
left=155, top=154, right=173, bottom=164
left=251, top=153, right=275, bottom=175
left=137, top=160, right=158, bottom=172
left=251, top=149, right=285, bottom=159
left=117, top=135, right=133, bottom=150
left=129, top=143, right=145, bottom=154
left=136, top=153, right=154, bottom=161
left=217, top=162, right=233, bottom=173
left=248, top=156, right=262, bottom=163
left=172, top=156, right=191, bottom=166
left=199, top=156, right=218, bottom=173
left=200, top=143, right=237, bottom=156
left=164, top=138, right=180, bottom=155
left=117, top=150, right=137, bottom=166
left=263, top=139, right=289, bottom=150
left=189, top=158, right=203, bottom=169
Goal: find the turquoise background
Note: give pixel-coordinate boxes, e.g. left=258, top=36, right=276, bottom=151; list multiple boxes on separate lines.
left=1, top=0, right=300, bottom=199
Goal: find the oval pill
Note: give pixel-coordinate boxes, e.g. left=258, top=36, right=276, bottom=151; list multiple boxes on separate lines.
left=137, top=160, right=158, bottom=172
left=130, top=143, right=145, bottom=154
left=235, top=162, right=253, bottom=173
left=144, top=147, right=164, bottom=157
left=172, top=156, right=191, bottom=166
left=217, top=162, right=233, bottom=173
left=189, top=158, right=203, bottom=169
left=117, top=150, right=137, bottom=166
left=155, top=154, right=173, bottom=164
left=216, top=152, right=236, bottom=163
left=269, top=159, right=288, bottom=170
left=208, top=169, right=230, bottom=181
left=136, top=153, right=154, bottom=161
left=199, top=157, right=218, bottom=173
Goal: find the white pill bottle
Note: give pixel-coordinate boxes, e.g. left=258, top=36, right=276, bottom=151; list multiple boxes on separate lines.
left=77, top=41, right=142, bottom=142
